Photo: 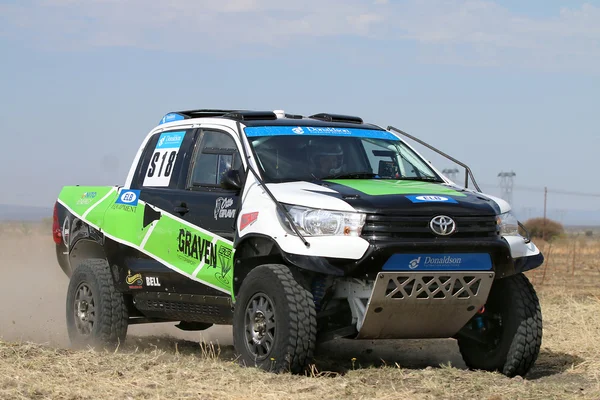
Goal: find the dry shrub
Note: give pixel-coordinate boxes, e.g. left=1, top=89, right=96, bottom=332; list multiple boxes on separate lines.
left=523, top=218, right=564, bottom=241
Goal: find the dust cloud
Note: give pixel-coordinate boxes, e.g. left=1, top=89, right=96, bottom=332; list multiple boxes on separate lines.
left=0, top=225, right=232, bottom=348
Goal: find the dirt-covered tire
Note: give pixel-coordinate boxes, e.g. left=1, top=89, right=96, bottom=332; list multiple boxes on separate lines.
left=66, top=259, right=128, bottom=349
left=457, top=273, right=542, bottom=377
left=232, top=264, right=317, bottom=374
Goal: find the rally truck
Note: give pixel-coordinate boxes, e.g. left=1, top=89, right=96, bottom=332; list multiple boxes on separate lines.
left=52, top=109, right=544, bottom=377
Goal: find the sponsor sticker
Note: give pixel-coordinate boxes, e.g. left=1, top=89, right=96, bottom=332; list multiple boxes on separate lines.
left=156, top=131, right=185, bottom=149
left=215, top=246, right=233, bottom=286
left=405, top=195, right=458, bottom=204
left=76, top=191, right=98, bottom=205
left=116, top=189, right=140, bottom=206
left=111, top=203, right=138, bottom=213
left=382, top=253, right=492, bottom=271
left=240, top=212, right=259, bottom=231
left=177, top=228, right=218, bottom=268
left=145, top=276, right=161, bottom=287
left=126, top=270, right=143, bottom=289
left=214, top=197, right=235, bottom=220
left=159, top=113, right=185, bottom=125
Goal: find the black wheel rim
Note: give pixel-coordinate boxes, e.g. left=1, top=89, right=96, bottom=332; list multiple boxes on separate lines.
left=244, top=292, right=276, bottom=361
left=73, top=282, right=95, bottom=336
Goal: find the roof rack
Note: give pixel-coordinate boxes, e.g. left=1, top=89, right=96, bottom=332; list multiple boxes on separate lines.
left=176, top=109, right=237, bottom=118
left=158, top=109, right=279, bottom=125
left=222, top=111, right=278, bottom=121
left=158, top=109, right=234, bottom=125
left=309, top=113, right=363, bottom=124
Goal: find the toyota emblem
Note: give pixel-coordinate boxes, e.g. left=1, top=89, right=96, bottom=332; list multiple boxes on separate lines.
left=429, top=215, right=456, bottom=236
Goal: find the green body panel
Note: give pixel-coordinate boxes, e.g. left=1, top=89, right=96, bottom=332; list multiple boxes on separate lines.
left=57, top=186, right=234, bottom=295
left=57, top=186, right=116, bottom=227
left=325, top=179, right=467, bottom=197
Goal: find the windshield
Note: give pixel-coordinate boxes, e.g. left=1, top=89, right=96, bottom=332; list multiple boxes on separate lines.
left=245, top=126, right=442, bottom=183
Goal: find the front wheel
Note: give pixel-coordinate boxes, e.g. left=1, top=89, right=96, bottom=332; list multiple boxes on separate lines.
left=232, top=264, right=317, bottom=374
left=457, top=273, right=542, bottom=377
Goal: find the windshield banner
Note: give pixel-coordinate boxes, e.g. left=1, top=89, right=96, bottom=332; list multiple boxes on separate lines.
left=244, top=126, right=400, bottom=140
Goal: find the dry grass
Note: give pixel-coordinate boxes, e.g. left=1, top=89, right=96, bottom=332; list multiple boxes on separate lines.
left=526, top=237, right=600, bottom=293
left=2, top=290, right=600, bottom=400
left=1, top=225, right=600, bottom=399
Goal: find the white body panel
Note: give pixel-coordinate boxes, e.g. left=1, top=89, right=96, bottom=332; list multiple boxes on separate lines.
left=237, top=179, right=371, bottom=259
left=504, top=236, right=541, bottom=258
left=265, top=181, right=357, bottom=212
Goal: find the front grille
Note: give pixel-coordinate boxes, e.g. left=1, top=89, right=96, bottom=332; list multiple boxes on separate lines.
left=361, top=214, right=498, bottom=240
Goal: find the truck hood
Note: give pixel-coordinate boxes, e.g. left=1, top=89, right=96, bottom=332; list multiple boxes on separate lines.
left=265, top=179, right=502, bottom=216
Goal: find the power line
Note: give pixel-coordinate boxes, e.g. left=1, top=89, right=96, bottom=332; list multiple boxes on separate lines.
left=478, top=182, right=600, bottom=198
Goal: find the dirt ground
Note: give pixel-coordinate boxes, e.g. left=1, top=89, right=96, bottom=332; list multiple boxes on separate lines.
left=1, top=223, right=600, bottom=399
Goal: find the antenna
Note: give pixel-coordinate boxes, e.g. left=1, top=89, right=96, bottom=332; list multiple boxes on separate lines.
left=498, top=171, right=516, bottom=205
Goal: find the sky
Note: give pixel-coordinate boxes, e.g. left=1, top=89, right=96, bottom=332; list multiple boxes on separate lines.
left=1, top=0, right=599, bottom=224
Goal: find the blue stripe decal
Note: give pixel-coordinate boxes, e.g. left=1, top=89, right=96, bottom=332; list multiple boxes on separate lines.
left=382, top=253, right=493, bottom=271
left=244, top=126, right=400, bottom=140
left=159, top=113, right=186, bottom=125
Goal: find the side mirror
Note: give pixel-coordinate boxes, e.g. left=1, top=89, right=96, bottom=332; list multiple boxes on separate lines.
left=220, top=169, right=242, bottom=191
left=378, top=160, right=397, bottom=178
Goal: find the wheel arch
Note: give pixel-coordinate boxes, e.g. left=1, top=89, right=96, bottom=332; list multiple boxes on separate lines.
left=233, top=234, right=285, bottom=297
left=232, top=233, right=345, bottom=298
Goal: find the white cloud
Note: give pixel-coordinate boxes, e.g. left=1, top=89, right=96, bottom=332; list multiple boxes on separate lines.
left=1, top=0, right=599, bottom=70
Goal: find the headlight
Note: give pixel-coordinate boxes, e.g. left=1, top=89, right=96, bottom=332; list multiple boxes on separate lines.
left=496, top=211, right=519, bottom=236
left=277, top=204, right=366, bottom=237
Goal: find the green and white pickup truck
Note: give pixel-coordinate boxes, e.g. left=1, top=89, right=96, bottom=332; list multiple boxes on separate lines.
left=53, top=109, right=544, bottom=377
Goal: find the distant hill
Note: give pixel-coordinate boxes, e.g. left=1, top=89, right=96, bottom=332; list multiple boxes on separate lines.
left=0, top=204, right=53, bottom=221
left=514, top=207, right=600, bottom=227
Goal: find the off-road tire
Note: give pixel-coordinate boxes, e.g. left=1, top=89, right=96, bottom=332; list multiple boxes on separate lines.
left=66, top=259, right=128, bottom=349
left=232, top=264, right=317, bottom=374
left=457, top=272, right=542, bottom=377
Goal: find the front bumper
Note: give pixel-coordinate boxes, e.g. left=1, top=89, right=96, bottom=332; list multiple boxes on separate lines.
left=282, top=236, right=543, bottom=281
left=342, top=237, right=515, bottom=279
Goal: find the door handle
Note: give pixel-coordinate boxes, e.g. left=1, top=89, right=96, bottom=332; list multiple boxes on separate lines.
left=174, top=206, right=189, bottom=215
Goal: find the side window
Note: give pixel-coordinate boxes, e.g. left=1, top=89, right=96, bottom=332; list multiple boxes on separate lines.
left=132, top=129, right=193, bottom=189
left=189, top=130, right=241, bottom=187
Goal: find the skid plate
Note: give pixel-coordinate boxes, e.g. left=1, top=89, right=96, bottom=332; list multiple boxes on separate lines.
left=357, top=271, right=495, bottom=339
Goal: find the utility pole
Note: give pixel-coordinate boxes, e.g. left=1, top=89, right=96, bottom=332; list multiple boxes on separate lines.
left=555, top=209, right=566, bottom=223
left=442, top=168, right=459, bottom=182
left=498, top=171, right=516, bottom=205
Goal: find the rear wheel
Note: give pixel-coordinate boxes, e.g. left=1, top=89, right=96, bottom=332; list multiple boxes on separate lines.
left=66, top=259, right=128, bottom=349
left=232, top=264, right=317, bottom=373
left=457, top=273, right=542, bottom=377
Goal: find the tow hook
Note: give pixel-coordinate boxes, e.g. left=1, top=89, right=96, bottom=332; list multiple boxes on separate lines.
left=474, top=305, right=486, bottom=330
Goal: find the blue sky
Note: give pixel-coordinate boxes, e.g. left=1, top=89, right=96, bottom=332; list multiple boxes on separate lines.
left=1, top=0, right=599, bottom=224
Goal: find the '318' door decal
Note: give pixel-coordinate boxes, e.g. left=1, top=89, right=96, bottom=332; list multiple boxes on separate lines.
left=143, top=131, right=185, bottom=187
